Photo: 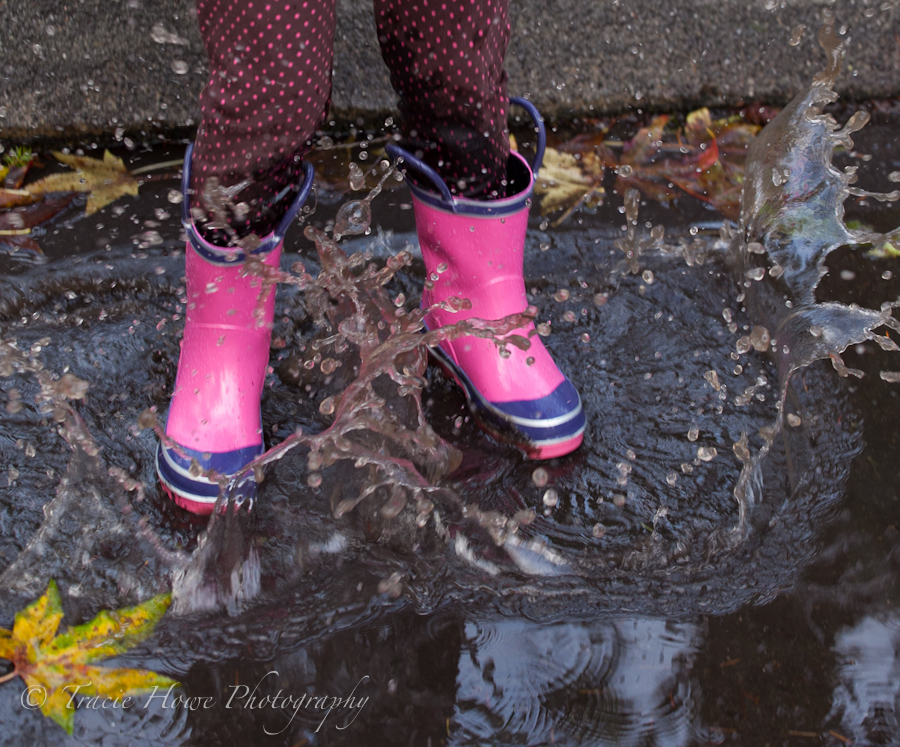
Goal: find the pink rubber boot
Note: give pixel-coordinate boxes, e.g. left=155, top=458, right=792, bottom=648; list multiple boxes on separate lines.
left=386, top=99, right=585, bottom=459
left=156, top=145, right=314, bottom=514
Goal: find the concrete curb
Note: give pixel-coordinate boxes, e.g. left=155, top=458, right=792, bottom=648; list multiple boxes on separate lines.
left=0, top=0, right=898, bottom=141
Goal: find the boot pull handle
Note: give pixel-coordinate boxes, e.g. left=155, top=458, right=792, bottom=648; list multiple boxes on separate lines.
left=181, top=143, right=315, bottom=251
left=385, top=96, right=546, bottom=204
left=510, top=96, right=546, bottom=175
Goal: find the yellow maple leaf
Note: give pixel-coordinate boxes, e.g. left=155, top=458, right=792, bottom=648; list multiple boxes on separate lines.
left=0, top=580, right=178, bottom=734
left=26, top=150, right=139, bottom=216
left=534, top=147, right=605, bottom=225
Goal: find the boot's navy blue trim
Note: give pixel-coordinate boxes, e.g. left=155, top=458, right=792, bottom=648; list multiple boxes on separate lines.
left=156, top=439, right=263, bottom=506
left=429, top=343, right=586, bottom=448
left=180, top=143, right=314, bottom=267
left=392, top=150, right=535, bottom=218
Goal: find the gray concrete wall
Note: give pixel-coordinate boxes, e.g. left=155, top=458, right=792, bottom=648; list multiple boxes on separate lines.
left=0, top=0, right=898, bottom=140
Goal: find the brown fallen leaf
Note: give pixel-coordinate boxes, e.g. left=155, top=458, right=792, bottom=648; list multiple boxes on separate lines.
left=617, top=108, right=760, bottom=220
left=27, top=150, right=139, bottom=215
left=0, top=188, right=38, bottom=209
left=0, top=580, right=177, bottom=735
left=0, top=193, right=75, bottom=231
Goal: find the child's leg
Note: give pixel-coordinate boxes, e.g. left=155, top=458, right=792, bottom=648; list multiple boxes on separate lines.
left=374, top=0, right=585, bottom=458
left=373, top=0, right=510, bottom=199
left=191, top=0, right=338, bottom=244
left=158, top=0, right=337, bottom=512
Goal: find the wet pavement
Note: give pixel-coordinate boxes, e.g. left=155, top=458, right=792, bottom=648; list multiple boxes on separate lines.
left=1, top=63, right=900, bottom=747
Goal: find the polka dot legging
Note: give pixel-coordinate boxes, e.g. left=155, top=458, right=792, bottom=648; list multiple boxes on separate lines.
left=191, top=0, right=511, bottom=243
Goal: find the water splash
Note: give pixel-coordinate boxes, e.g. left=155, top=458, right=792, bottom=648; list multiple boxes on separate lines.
left=732, top=9, right=900, bottom=521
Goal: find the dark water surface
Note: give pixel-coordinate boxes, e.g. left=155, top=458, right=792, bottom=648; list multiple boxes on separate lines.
left=2, top=67, right=900, bottom=747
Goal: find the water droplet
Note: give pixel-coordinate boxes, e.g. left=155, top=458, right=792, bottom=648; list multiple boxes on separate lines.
left=539, top=219, right=550, bottom=231
left=436, top=262, right=448, bottom=273
left=525, top=356, right=535, bottom=366
left=787, top=413, right=802, bottom=427
left=882, top=271, right=893, bottom=280
left=613, top=493, right=626, bottom=507
left=641, top=270, right=655, bottom=284
left=393, top=293, right=406, bottom=307
left=498, top=346, right=511, bottom=359
left=749, top=326, right=770, bottom=351
left=348, top=162, right=365, bottom=191
left=171, top=60, right=189, bottom=75
left=563, top=311, right=576, bottom=322
left=167, top=189, right=183, bottom=204
left=537, top=323, right=551, bottom=337
left=308, top=472, right=322, bottom=487
left=697, top=446, right=717, bottom=462
left=687, top=427, right=699, bottom=442
left=593, top=293, right=607, bottom=307
left=789, top=24, right=806, bottom=46
left=840, top=269, right=856, bottom=281
left=532, top=467, right=549, bottom=487
left=453, top=416, right=463, bottom=429
left=540, top=242, right=550, bottom=252
left=666, top=471, right=678, bottom=486
left=880, top=371, right=900, bottom=383
left=689, top=226, right=699, bottom=236
left=592, top=523, right=606, bottom=538
left=319, top=396, right=336, bottom=415
left=580, top=333, right=590, bottom=343
left=333, top=199, right=370, bottom=239
left=746, top=267, right=765, bottom=281
left=553, top=289, right=570, bottom=302
left=320, top=358, right=338, bottom=374
left=617, top=164, right=634, bottom=177
left=542, top=489, right=559, bottom=507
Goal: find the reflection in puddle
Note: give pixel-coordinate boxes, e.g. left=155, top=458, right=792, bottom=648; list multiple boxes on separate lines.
left=829, top=614, right=900, bottom=743
left=453, top=618, right=701, bottom=746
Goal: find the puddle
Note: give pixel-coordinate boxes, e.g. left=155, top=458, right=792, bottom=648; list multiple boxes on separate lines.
left=1, top=12, right=900, bottom=745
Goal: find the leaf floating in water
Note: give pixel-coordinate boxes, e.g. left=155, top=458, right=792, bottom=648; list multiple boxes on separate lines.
left=0, top=581, right=177, bottom=735
left=0, top=188, right=37, bottom=209
left=618, top=108, right=761, bottom=220
left=535, top=108, right=762, bottom=224
left=0, top=193, right=75, bottom=232
left=534, top=147, right=607, bottom=224
left=26, top=151, right=139, bottom=216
